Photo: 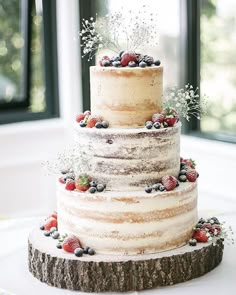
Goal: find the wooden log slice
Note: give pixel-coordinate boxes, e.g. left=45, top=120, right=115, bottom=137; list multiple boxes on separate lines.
left=28, top=227, right=224, bottom=292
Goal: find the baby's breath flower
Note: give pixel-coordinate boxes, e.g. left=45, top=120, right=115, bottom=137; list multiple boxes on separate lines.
left=164, top=84, right=208, bottom=121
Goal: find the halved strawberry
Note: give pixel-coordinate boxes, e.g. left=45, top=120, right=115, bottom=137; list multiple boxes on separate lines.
left=186, top=169, right=198, bottom=182
left=76, top=174, right=90, bottom=191
left=62, top=235, right=81, bottom=253
left=76, top=113, right=85, bottom=123
left=162, top=107, right=179, bottom=127
left=161, top=175, right=178, bottom=191
left=193, top=229, right=208, bottom=242
left=44, top=217, right=57, bottom=231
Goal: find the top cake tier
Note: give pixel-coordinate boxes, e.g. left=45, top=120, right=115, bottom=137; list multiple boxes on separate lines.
left=90, top=66, right=163, bottom=127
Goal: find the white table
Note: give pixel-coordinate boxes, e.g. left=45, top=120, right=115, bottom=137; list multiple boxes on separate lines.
left=0, top=192, right=236, bottom=295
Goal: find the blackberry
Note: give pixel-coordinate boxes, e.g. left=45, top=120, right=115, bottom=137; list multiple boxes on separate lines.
left=83, top=246, right=90, bottom=254
left=138, top=55, right=154, bottom=66
left=198, top=218, right=206, bottom=224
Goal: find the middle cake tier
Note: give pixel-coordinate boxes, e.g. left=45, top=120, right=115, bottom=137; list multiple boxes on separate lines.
left=74, top=123, right=181, bottom=191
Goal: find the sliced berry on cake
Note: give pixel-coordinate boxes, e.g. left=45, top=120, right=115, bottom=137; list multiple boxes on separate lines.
left=161, top=175, right=178, bottom=191
left=186, top=169, right=198, bottom=182
left=162, top=107, right=179, bottom=127
left=76, top=113, right=86, bottom=123
left=62, top=235, right=81, bottom=253
left=44, top=217, right=58, bottom=231
left=65, top=180, right=76, bottom=191
left=193, top=229, right=208, bottom=242
left=120, top=52, right=137, bottom=67
left=76, top=174, right=90, bottom=191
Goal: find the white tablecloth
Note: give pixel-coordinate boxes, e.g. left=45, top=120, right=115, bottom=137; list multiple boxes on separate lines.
left=0, top=193, right=236, bottom=295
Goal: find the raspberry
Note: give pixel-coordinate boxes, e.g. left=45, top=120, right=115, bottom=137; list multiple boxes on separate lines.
left=120, top=52, right=137, bottom=67
left=62, top=235, right=81, bottom=253
left=193, top=229, right=208, bottom=242
left=65, top=180, right=76, bottom=191
left=76, top=113, right=85, bottom=123
left=186, top=169, right=198, bottom=182
left=44, top=217, right=57, bottom=231
left=87, top=116, right=99, bottom=128
left=161, top=176, right=177, bottom=191
left=152, top=113, right=165, bottom=124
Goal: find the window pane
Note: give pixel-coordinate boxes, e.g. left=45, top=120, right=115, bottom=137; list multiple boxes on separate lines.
left=93, top=0, right=182, bottom=92
left=0, top=0, right=25, bottom=102
left=200, top=0, right=236, bottom=136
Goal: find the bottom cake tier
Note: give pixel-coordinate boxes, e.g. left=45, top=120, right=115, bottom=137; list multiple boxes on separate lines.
left=57, top=182, right=198, bottom=255
left=28, top=227, right=224, bottom=292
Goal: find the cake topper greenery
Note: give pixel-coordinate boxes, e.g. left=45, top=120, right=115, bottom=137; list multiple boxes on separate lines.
left=80, top=5, right=158, bottom=61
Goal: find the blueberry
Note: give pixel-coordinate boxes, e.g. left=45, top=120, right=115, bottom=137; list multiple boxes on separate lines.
left=154, top=60, right=161, bottom=66
left=60, top=169, right=68, bottom=175
left=189, top=238, right=197, bottom=246
left=128, top=61, right=136, bottom=67
left=102, top=60, right=110, bottom=67
left=90, top=181, right=97, bottom=188
left=139, top=61, right=147, bottom=68
left=145, top=186, right=152, bottom=193
left=152, top=183, right=161, bottom=191
left=145, top=122, right=153, bottom=129
left=97, top=184, right=105, bottom=192
left=56, top=243, right=62, bottom=249
left=158, top=185, right=165, bottom=192
left=83, top=246, right=90, bottom=254
left=111, top=55, right=121, bottom=62
left=66, top=173, right=75, bottom=180
left=88, top=248, right=95, bottom=255
left=57, top=243, right=62, bottom=249
left=179, top=175, right=187, bottom=182
left=74, top=247, right=84, bottom=257
left=153, top=122, right=161, bottom=129
left=211, top=217, right=220, bottom=224
left=89, top=186, right=96, bottom=194
left=44, top=230, right=51, bottom=237
left=50, top=227, right=57, bottom=233
left=198, top=218, right=206, bottom=224
left=102, top=121, right=109, bottom=128
left=179, top=169, right=187, bottom=176
left=112, top=61, right=121, bottom=67
left=40, top=225, right=45, bottom=230
left=163, top=121, right=169, bottom=128
left=51, top=231, right=60, bottom=239
left=95, top=122, right=102, bottom=129
left=80, top=120, right=86, bottom=127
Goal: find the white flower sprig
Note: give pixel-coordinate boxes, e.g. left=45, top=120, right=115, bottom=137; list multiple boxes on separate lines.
left=80, top=5, right=158, bottom=61
left=164, top=84, right=208, bottom=121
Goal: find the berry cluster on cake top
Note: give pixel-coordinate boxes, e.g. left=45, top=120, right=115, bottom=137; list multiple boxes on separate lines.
left=99, top=51, right=161, bottom=68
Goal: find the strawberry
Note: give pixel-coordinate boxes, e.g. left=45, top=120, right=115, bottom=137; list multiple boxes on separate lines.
left=161, top=175, right=178, bottom=191
left=76, top=113, right=85, bottom=123
left=186, top=169, right=198, bottom=182
left=120, top=52, right=137, bottom=67
left=152, top=113, right=165, bottom=124
left=162, top=107, right=179, bottom=127
left=83, top=110, right=91, bottom=116
left=58, top=177, right=66, bottom=184
left=182, top=158, right=196, bottom=169
left=87, top=115, right=101, bottom=128
left=76, top=174, right=90, bottom=191
left=193, top=229, right=208, bottom=242
left=48, top=212, right=57, bottom=220
left=44, top=217, right=57, bottom=231
left=99, top=56, right=110, bottom=66
left=65, top=180, right=76, bottom=191
left=62, top=235, right=81, bottom=253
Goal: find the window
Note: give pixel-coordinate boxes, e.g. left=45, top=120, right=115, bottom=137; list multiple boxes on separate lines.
left=0, top=0, right=59, bottom=124
left=80, top=0, right=236, bottom=143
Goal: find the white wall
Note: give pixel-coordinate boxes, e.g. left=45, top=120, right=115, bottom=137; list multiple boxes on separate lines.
left=0, top=0, right=235, bottom=218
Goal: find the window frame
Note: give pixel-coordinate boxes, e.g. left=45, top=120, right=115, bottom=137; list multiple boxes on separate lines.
left=0, top=0, right=59, bottom=124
